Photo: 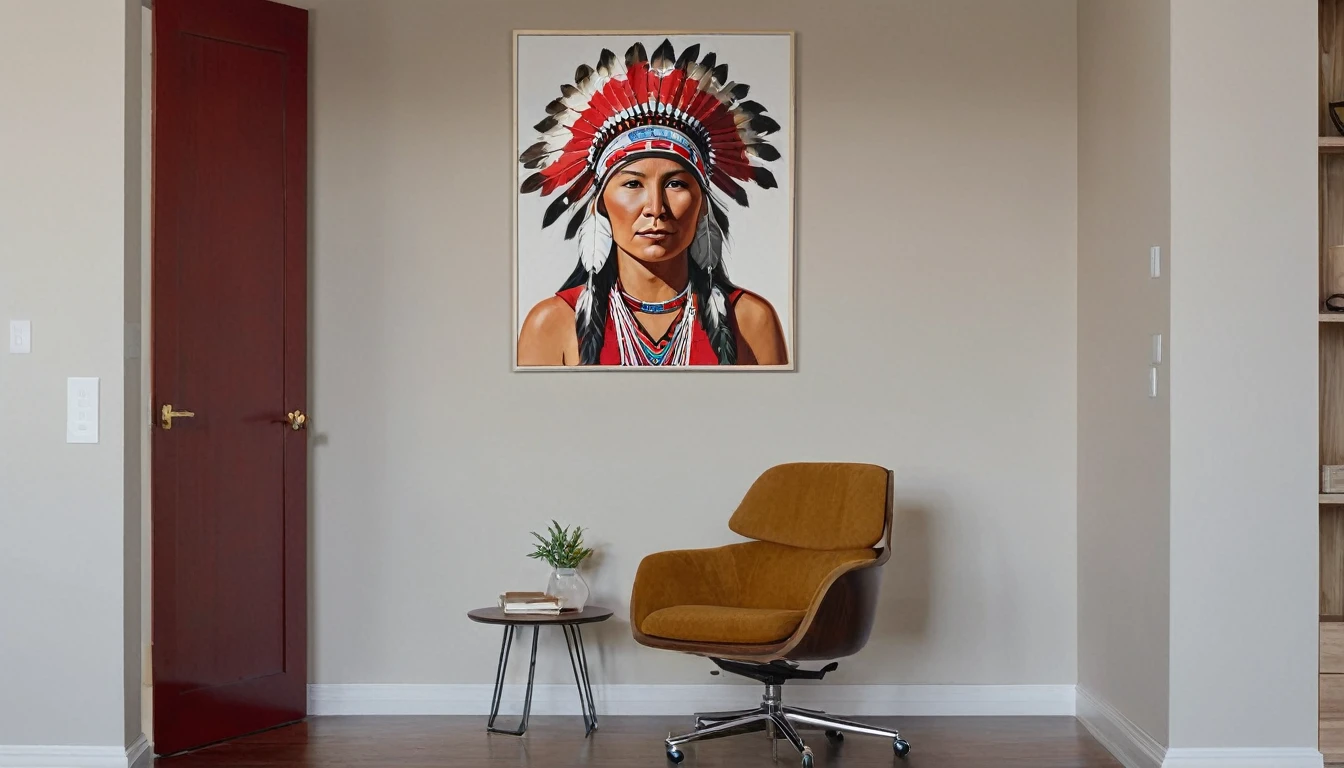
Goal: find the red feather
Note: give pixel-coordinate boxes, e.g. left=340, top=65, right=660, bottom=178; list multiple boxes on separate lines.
left=627, top=63, right=651, bottom=106
left=542, top=146, right=591, bottom=179
left=658, top=69, right=684, bottom=107
left=541, top=155, right=588, bottom=195
left=603, top=78, right=635, bottom=113
left=584, top=87, right=619, bottom=124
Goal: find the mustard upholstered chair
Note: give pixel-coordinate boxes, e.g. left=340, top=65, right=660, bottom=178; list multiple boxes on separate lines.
left=630, top=462, right=908, bottom=766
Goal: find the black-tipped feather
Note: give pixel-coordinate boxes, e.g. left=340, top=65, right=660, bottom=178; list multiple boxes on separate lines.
left=746, top=142, right=781, bottom=162
left=596, top=49, right=617, bottom=77
left=534, top=115, right=559, bottom=134
left=749, top=115, right=781, bottom=135
left=561, top=84, right=580, bottom=99
left=625, top=42, right=648, bottom=68
left=564, top=203, right=589, bottom=240
left=545, top=98, right=568, bottom=115
left=699, top=52, right=717, bottom=73
left=574, top=64, right=595, bottom=92
left=542, top=193, right=577, bottom=229
left=753, top=167, right=778, bottom=189
left=714, top=174, right=750, bottom=207
left=710, top=198, right=731, bottom=235
left=651, top=39, right=676, bottom=71
left=712, top=64, right=728, bottom=83
left=728, top=83, right=749, bottom=102
left=734, top=100, right=767, bottom=120
left=675, top=44, right=700, bottom=71
left=519, top=141, right=552, bottom=166
left=520, top=172, right=546, bottom=195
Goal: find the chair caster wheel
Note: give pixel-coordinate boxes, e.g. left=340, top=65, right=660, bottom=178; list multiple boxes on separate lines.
left=825, top=729, right=844, bottom=741
left=801, top=746, right=815, bottom=767
left=894, top=738, right=911, bottom=757
left=667, top=747, right=685, bottom=764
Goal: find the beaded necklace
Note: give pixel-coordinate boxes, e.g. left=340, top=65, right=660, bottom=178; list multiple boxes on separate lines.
left=609, top=284, right=696, bottom=366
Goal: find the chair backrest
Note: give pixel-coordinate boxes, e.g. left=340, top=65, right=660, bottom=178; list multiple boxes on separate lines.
left=728, top=462, right=889, bottom=551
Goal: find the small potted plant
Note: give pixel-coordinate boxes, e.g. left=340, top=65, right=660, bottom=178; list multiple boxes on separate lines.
left=528, top=520, right=594, bottom=611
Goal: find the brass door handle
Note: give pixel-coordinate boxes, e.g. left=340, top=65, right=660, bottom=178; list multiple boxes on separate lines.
left=283, top=410, right=307, bottom=431
left=160, top=404, right=196, bottom=430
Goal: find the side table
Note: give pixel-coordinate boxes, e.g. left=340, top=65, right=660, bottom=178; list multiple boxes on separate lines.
left=467, top=605, right=613, bottom=736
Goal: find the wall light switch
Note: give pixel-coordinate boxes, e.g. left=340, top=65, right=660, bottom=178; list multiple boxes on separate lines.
left=67, top=377, right=99, bottom=444
left=9, top=320, right=30, bottom=353
left=1152, top=333, right=1163, bottom=365
left=1149, top=366, right=1159, bottom=399
left=1150, top=246, right=1162, bottom=279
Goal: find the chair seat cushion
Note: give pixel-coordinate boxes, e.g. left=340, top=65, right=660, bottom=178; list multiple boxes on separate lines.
left=641, top=605, right=806, bottom=644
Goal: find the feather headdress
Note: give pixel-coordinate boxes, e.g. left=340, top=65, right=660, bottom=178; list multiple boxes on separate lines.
left=518, top=39, right=782, bottom=364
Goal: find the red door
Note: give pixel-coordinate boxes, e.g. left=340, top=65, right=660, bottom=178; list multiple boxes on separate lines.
left=151, top=0, right=308, bottom=755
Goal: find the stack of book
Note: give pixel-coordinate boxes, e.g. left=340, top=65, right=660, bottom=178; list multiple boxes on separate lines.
left=499, top=591, right=562, bottom=615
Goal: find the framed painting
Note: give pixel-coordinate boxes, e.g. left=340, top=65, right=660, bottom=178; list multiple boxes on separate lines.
left=513, top=31, right=795, bottom=370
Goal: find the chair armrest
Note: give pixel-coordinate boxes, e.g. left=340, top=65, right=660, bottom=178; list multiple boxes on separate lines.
left=630, top=546, right=737, bottom=630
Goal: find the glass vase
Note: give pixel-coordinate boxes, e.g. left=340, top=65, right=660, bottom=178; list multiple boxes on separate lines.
left=546, top=567, right=589, bottom=612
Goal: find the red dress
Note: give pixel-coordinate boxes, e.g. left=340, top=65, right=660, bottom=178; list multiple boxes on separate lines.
left=556, top=285, right=747, bottom=366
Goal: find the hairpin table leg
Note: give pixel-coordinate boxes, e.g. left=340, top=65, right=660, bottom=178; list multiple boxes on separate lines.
left=563, top=624, right=599, bottom=735
left=487, top=625, right=539, bottom=735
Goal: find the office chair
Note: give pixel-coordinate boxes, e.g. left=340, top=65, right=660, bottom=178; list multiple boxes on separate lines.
left=630, top=462, right=908, bottom=767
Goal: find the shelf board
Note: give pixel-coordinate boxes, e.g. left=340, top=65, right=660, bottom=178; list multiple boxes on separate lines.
left=1325, top=614, right=1344, bottom=623
left=1324, top=313, right=1344, bottom=322
left=1323, top=494, right=1344, bottom=503
left=1322, top=136, right=1344, bottom=152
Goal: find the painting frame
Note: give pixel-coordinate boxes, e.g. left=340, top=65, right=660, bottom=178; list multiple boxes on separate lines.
left=511, top=29, right=797, bottom=372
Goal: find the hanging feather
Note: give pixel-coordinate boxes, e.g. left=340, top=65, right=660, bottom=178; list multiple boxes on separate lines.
left=689, top=205, right=725, bottom=271
left=542, top=170, right=594, bottom=229
left=576, top=200, right=613, bottom=274
left=575, top=279, right=595, bottom=327
left=709, top=197, right=731, bottom=235
left=708, top=285, right=727, bottom=327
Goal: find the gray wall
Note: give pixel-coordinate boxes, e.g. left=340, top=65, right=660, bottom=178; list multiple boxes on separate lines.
left=0, top=0, right=141, bottom=749
left=1168, top=0, right=1319, bottom=749
left=308, top=0, right=1080, bottom=687
left=1077, top=0, right=1171, bottom=747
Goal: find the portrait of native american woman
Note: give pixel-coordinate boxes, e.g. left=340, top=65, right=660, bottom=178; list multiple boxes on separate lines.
left=515, top=34, right=794, bottom=368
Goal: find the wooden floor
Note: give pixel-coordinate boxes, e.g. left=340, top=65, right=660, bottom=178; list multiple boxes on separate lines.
left=155, top=715, right=1123, bottom=767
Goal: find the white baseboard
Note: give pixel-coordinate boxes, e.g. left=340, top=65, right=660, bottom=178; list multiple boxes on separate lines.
left=0, top=741, right=147, bottom=768
left=307, top=683, right=1077, bottom=717
left=1075, top=687, right=1166, bottom=768
left=124, top=736, right=150, bottom=768
left=1160, top=748, right=1323, bottom=768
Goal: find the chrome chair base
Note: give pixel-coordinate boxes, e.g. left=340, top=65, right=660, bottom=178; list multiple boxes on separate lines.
left=663, top=684, right=910, bottom=765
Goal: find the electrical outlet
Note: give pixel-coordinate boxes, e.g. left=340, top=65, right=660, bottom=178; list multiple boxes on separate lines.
left=9, top=320, right=30, bottom=353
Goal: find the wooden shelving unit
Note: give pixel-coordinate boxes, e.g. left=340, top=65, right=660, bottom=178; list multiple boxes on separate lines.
left=1323, top=2, right=1344, bottom=760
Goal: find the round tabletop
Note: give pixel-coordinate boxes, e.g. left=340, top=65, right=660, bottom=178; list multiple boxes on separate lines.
left=468, top=605, right=614, bottom=626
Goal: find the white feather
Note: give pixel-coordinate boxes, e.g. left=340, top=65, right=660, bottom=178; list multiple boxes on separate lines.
left=576, top=202, right=613, bottom=274
left=576, top=281, right=594, bottom=326
left=708, top=286, right=727, bottom=327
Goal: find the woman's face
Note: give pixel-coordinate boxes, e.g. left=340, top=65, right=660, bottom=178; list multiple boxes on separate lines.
left=600, top=157, right=703, bottom=263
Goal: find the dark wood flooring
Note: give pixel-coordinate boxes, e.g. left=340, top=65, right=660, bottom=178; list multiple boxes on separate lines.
left=155, top=715, right=1123, bottom=767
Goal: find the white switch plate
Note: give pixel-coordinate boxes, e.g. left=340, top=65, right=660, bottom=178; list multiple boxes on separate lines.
left=1149, top=367, right=1159, bottom=398
left=9, top=320, right=30, bottom=353
left=1150, top=246, right=1162, bottom=279
left=67, top=377, right=99, bottom=444
left=1152, top=333, right=1163, bottom=365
